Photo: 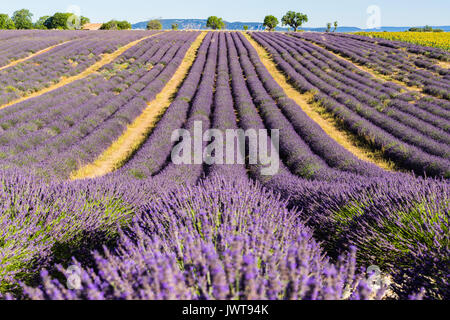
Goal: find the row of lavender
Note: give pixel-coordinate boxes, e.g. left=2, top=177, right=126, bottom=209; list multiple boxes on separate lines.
left=250, top=32, right=450, bottom=178
left=269, top=33, right=449, bottom=139
left=0, top=30, right=156, bottom=105
left=117, top=32, right=219, bottom=185
left=293, top=32, right=450, bottom=100
left=0, top=31, right=200, bottom=180
left=274, top=34, right=449, bottom=143
left=0, top=30, right=89, bottom=67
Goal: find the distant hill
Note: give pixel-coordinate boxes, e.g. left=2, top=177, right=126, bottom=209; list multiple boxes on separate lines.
left=132, top=19, right=450, bottom=32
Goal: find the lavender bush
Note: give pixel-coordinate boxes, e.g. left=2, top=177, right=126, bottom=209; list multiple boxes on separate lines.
left=17, top=176, right=387, bottom=300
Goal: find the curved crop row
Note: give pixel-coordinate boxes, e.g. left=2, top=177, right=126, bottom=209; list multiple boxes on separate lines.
left=234, top=33, right=389, bottom=176
left=0, top=31, right=156, bottom=105
left=293, top=32, right=450, bottom=100
left=272, top=33, right=450, bottom=139
left=116, top=32, right=215, bottom=180
left=0, top=32, right=199, bottom=179
left=0, top=30, right=87, bottom=67
left=250, top=32, right=449, bottom=178
left=256, top=33, right=450, bottom=157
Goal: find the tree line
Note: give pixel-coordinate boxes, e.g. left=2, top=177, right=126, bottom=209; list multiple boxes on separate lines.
left=204, top=11, right=310, bottom=32
left=0, top=8, right=135, bottom=30
left=0, top=10, right=177, bottom=31
left=1, top=8, right=339, bottom=32
left=408, top=25, right=444, bottom=33
left=193, top=11, right=310, bottom=32
left=263, top=11, right=309, bottom=32
left=0, top=9, right=91, bottom=30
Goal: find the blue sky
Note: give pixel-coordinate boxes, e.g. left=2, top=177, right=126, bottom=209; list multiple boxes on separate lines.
left=2, top=0, right=449, bottom=27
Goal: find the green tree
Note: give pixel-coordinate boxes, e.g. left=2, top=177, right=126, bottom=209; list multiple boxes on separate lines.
left=172, top=23, right=179, bottom=30
left=44, top=13, right=72, bottom=29
left=117, top=20, right=131, bottom=30
left=80, top=16, right=90, bottom=27
left=243, top=25, right=249, bottom=31
left=100, top=20, right=118, bottom=30
left=206, top=16, right=225, bottom=30
left=333, top=21, right=338, bottom=32
left=0, top=14, right=15, bottom=29
left=281, top=11, right=308, bottom=32
left=147, top=19, right=162, bottom=30
left=326, top=22, right=331, bottom=33
left=263, top=15, right=278, bottom=31
left=409, top=26, right=440, bottom=32
left=34, top=16, right=50, bottom=29
left=12, top=9, right=33, bottom=29
left=100, top=20, right=131, bottom=30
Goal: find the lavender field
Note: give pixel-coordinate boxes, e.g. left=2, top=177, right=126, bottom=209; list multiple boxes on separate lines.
left=0, top=29, right=448, bottom=301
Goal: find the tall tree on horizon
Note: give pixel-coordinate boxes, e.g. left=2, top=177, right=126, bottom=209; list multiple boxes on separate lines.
left=147, top=19, right=162, bottom=30
left=100, top=20, right=132, bottom=30
left=12, top=9, right=33, bottom=29
left=0, top=14, right=15, bottom=29
left=263, top=15, right=279, bottom=31
left=281, top=11, right=308, bottom=32
left=34, top=16, right=50, bottom=29
left=206, top=16, right=225, bottom=30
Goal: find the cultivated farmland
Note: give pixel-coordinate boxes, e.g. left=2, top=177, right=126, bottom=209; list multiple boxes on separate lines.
left=0, top=30, right=448, bottom=300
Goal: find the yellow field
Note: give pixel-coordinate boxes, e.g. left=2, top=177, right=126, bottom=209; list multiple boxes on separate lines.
left=354, top=32, right=450, bottom=51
